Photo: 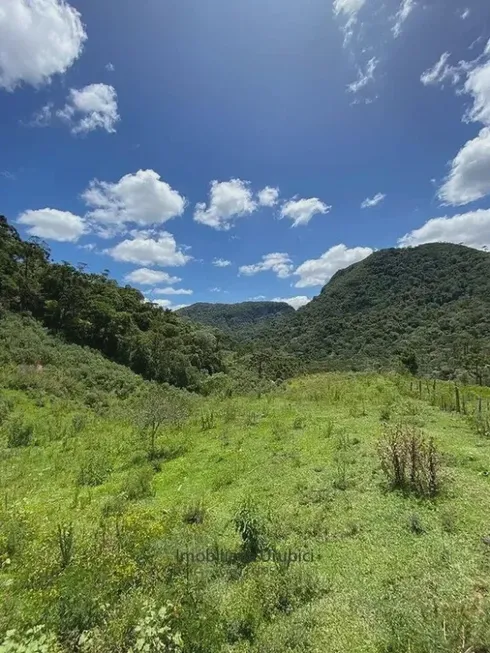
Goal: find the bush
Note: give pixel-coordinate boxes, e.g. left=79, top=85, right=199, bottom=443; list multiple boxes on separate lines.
left=128, top=601, right=183, bottom=653
left=0, top=626, right=61, bottom=653
left=121, top=466, right=155, bottom=501
left=77, top=452, right=112, bottom=487
left=234, top=498, right=269, bottom=563
left=378, top=424, right=440, bottom=498
left=7, top=418, right=33, bottom=448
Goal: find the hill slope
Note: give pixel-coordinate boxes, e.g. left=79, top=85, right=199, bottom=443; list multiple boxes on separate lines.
left=177, top=301, right=295, bottom=339
left=0, top=216, right=228, bottom=391
left=266, top=243, right=490, bottom=380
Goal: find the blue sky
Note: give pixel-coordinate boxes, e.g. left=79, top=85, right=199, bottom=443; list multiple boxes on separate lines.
left=1, top=0, right=490, bottom=310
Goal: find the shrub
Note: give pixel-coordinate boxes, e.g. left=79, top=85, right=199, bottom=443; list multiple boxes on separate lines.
left=77, top=452, right=111, bottom=487
left=0, top=626, right=61, bottom=653
left=378, top=424, right=440, bottom=498
left=121, top=466, right=155, bottom=501
left=234, top=498, right=268, bottom=563
left=408, top=513, right=426, bottom=535
left=200, top=411, right=215, bottom=431
left=58, top=523, right=74, bottom=569
left=6, top=418, right=33, bottom=448
left=128, top=601, right=183, bottom=653
left=182, top=500, right=206, bottom=525
left=0, top=396, right=13, bottom=426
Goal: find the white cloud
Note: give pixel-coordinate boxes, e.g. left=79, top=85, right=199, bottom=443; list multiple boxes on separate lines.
left=146, top=298, right=189, bottom=311
left=294, top=244, right=373, bottom=287
left=105, top=62, right=115, bottom=72
left=0, top=0, right=86, bottom=91
left=420, top=53, right=460, bottom=86
left=239, top=253, right=293, bottom=279
left=194, top=179, right=256, bottom=230
left=460, top=8, right=470, bottom=20
left=273, top=296, right=312, bottom=310
left=27, top=103, right=54, bottom=127
left=83, top=170, right=186, bottom=229
left=398, top=209, right=490, bottom=250
left=361, top=192, right=386, bottom=208
left=250, top=295, right=267, bottom=301
left=438, top=127, right=490, bottom=205
left=18, top=208, right=86, bottom=242
left=258, top=186, right=280, bottom=207
left=425, top=42, right=490, bottom=206
left=333, top=0, right=365, bottom=18
left=57, top=84, right=120, bottom=134
left=124, top=268, right=181, bottom=286
left=392, top=0, right=416, bottom=38
left=280, top=197, right=331, bottom=227
left=153, top=287, right=193, bottom=296
left=463, top=59, right=490, bottom=127
left=1, top=171, right=15, bottom=180
left=107, top=232, right=191, bottom=267
left=213, top=258, right=232, bottom=267
left=348, top=57, right=378, bottom=94
left=209, top=287, right=222, bottom=293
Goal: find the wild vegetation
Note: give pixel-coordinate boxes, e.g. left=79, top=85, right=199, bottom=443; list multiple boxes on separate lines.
left=2, top=311, right=490, bottom=651
left=3, top=215, right=490, bottom=651
left=177, top=302, right=294, bottom=340
left=0, top=217, right=229, bottom=392
left=180, top=243, right=490, bottom=385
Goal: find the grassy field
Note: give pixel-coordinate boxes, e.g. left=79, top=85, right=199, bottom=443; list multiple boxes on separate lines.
left=2, top=362, right=490, bottom=652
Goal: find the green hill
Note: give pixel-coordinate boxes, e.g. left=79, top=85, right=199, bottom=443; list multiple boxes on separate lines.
left=177, top=301, right=294, bottom=339
left=0, top=216, right=228, bottom=391
left=264, top=243, right=490, bottom=382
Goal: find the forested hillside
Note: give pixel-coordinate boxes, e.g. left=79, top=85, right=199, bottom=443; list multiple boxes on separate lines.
left=264, top=243, right=490, bottom=383
left=0, top=216, right=228, bottom=391
left=177, top=301, right=294, bottom=339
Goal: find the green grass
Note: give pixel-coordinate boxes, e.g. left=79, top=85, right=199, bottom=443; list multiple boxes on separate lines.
left=2, top=370, right=490, bottom=652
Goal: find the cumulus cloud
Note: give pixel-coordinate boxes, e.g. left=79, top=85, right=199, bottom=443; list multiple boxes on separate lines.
left=438, top=128, right=490, bottom=205
left=83, top=170, right=186, bottom=229
left=153, top=287, right=193, bottom=296
left=239, top=253, right=293, bottom=279
left=0, top=0, right=86, bottom=91
left=392, top=0, right=416, bottom=38
left=280, top=197, right=331, bottom=227
left=422, top=41, right=490, bottom=206
left=105, top=62, right=115, bottom=72
left=57, top=84, right=120, bottom=134
left=213, top=258, right=232, bottom=267
left=258, top=186, right=280, bottom=207
left=348, top=58, right=378, bottom=94
left=107, top=232, right=191, bottom=267
left=18, top=208, right=86, bottom=242
left=124, top=268, right=181, bottom=286
left=398, top=209, right=490, bottom=250
left=294, top=244, right=373, bottom=288
left=361, top=192, right=386, bottom=208
left=273, top=296, right=312, bottom=310
left=463, top=59, right=490, bottom=127
left=194, top=179, right=257, bottom=229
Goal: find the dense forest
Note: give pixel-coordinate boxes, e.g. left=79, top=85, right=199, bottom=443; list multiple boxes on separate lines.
left=177, top=301, right=294, bottom=339
left=0, top=216, right=228, bottom=391
left=180, top=243, right=490, bottom=384
left=270, top=243, right=490, bottom=381
left=3, top=215, right=490, bottom=388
